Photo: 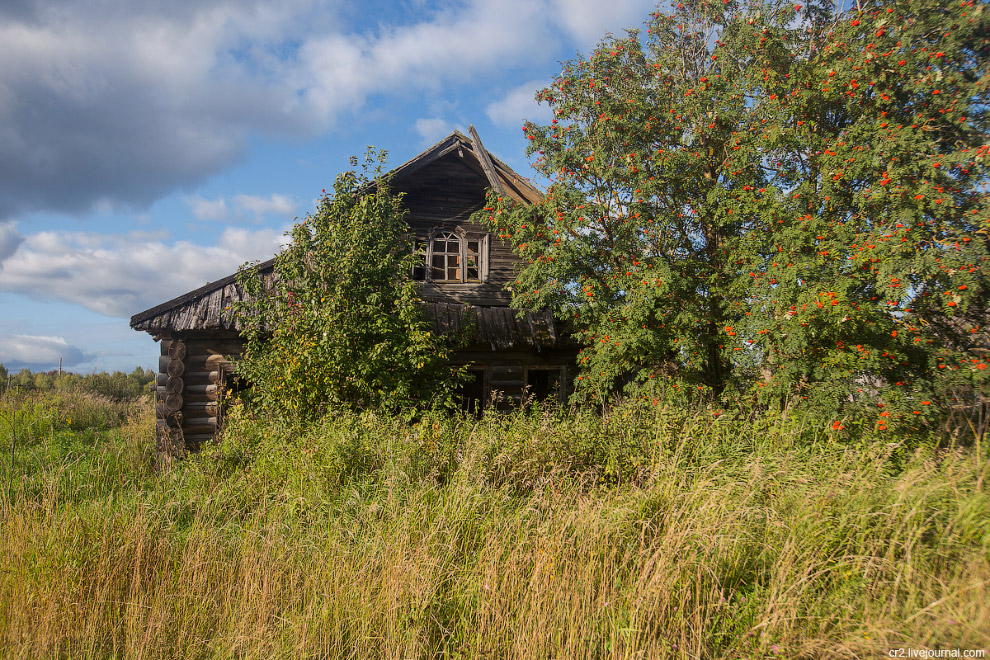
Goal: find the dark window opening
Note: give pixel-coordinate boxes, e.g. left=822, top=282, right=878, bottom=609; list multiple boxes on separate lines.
left=412, top=239, right=427, bottom=281
left=466, top=240, right=480, bottom=281
left=456, top=368, right=488, bottom=415
left=525, top=368, right=563, bottom=404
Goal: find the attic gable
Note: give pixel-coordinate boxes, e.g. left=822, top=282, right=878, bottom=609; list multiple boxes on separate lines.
left=388, top=129, right=542, bottom=205
left=130, top=128, right=541, bottom=333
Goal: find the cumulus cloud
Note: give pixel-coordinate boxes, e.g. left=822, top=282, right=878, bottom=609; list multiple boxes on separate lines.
left=0, top=0, right=323, bottom=220
left=187, top=197, right=231, bottom=222
left=0, top=226, right=289, bottom=318
left=486, top=80, right=555, bottom=129
left=186, top=193, right=297, bottom=223
left=295, top=0, right=560, bottom=120
left=234, top=194, right=297, bottom=220
left=0, top=0, right=657, bottom=222
left=548, top=0, right=657, bottom=43
left=0, top=334, right=89, bottom=370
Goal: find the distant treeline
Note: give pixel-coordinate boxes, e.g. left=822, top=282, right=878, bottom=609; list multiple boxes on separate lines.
left=0, top=364, right=155, bottom=401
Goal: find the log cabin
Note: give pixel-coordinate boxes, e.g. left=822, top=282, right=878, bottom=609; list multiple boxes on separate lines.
left=130, top=128, right=577, bottom=454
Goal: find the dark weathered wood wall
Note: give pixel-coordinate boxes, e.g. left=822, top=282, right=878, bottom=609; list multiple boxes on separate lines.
left=398, top=151, right=522, bottom=307
left=154, top=332, right=574, bottom=451
left=155, top=334, right=244, bottom=454
left=452, top=345, right=578, bottom=409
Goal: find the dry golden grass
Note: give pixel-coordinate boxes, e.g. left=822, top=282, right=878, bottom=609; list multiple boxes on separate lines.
left=0, top=394, right=987, bottom=659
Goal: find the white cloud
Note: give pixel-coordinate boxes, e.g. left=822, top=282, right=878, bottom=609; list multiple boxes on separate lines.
left=234, top=194, right=297, bottom=219
left=548, top=0, right=657, bottom=44
left=486, top=79, right=554, bottom=129
left=0, top=0, right=323, bottom=220
left=0, top=226, right=290, bottom=318
left=187, top=197, right=231, bottom=222
left=186, top=193, right=297, bottom=223
left=291, top=0, right=560, bottom=121
left=0, top=0, right=658, bottom=221
left=0, top=334, right=88, bottom=370
left=414, top=117, right=458, bottom=145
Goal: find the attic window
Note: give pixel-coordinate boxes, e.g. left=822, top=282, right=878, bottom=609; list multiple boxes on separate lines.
left=431, top=231, right=461, bottom=282
left=413, top=230, right=488, bottom=283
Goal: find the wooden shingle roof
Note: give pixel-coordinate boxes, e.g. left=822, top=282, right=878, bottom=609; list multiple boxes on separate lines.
left=427, top=303, right=559, bottom=351
left=129, top=259, right=274, bottom=334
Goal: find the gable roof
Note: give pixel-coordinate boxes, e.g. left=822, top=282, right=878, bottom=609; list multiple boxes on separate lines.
left=130, top=128, right=543, bottom=336
left=385, top=129, right=542, bottom=204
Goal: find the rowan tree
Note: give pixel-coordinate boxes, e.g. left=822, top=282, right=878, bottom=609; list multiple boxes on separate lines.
left=488, top=0, right=989, bottom=423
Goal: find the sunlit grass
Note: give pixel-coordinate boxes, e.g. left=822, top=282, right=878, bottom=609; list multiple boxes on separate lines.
left=1, top=390, right=987, bottom=658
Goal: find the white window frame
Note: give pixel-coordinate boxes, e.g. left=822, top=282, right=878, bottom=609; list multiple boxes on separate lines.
left=413, top=228, right=489, bottom=283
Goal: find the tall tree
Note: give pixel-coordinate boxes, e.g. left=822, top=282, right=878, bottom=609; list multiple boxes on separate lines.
left=235, top=151, right=459, bottom=421
left=488, top=0, right=989, bottom=419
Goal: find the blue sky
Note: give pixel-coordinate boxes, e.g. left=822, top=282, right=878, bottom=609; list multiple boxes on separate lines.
left=0, top=0, right=658, bottom=373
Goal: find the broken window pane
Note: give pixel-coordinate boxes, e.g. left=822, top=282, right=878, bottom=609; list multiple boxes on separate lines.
left=431, top=231, right=460, bottom=281
left=466, top=241, right=480, bottom=281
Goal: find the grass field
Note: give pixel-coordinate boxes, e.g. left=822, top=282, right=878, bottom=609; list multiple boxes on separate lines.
left=1, top=387, right=987, bottom=659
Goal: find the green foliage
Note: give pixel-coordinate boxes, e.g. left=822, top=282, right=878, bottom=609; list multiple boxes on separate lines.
left=486, top=0, right=989, bottom=426
left=0, top=366, right=155, bottom=400
left=234, top=150, right=461, bottom=422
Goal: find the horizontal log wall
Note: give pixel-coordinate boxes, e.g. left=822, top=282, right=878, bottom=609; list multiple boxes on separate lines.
left=152, top=336, right=574, bottom=452
left=181, top=338, right=244, bottom=449
left=154, top=335, right=244, bottom=453
left=155, top=339, right=183, bottom=456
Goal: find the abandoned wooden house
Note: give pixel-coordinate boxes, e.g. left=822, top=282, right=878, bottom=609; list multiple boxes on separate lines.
left=130, top=128, right=577, bottom=452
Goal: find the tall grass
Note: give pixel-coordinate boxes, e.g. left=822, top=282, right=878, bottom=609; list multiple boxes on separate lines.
left=1, top=392, right=987, bottom=659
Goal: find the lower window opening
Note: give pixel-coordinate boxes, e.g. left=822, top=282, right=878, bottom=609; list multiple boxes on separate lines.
left=525, top=367, right=564, bottom=405
left=455, top=368, right=488, bottom=415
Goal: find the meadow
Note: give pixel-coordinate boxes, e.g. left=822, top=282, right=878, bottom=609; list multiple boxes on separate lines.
left=0, top=383, right=987, bottom=659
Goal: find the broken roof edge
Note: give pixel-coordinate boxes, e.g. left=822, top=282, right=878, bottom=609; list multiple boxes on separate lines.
left=386, top=129, right=544, bottom=204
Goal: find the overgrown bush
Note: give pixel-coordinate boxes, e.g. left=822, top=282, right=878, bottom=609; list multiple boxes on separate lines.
left=234, top=150, right=463, bottom=423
